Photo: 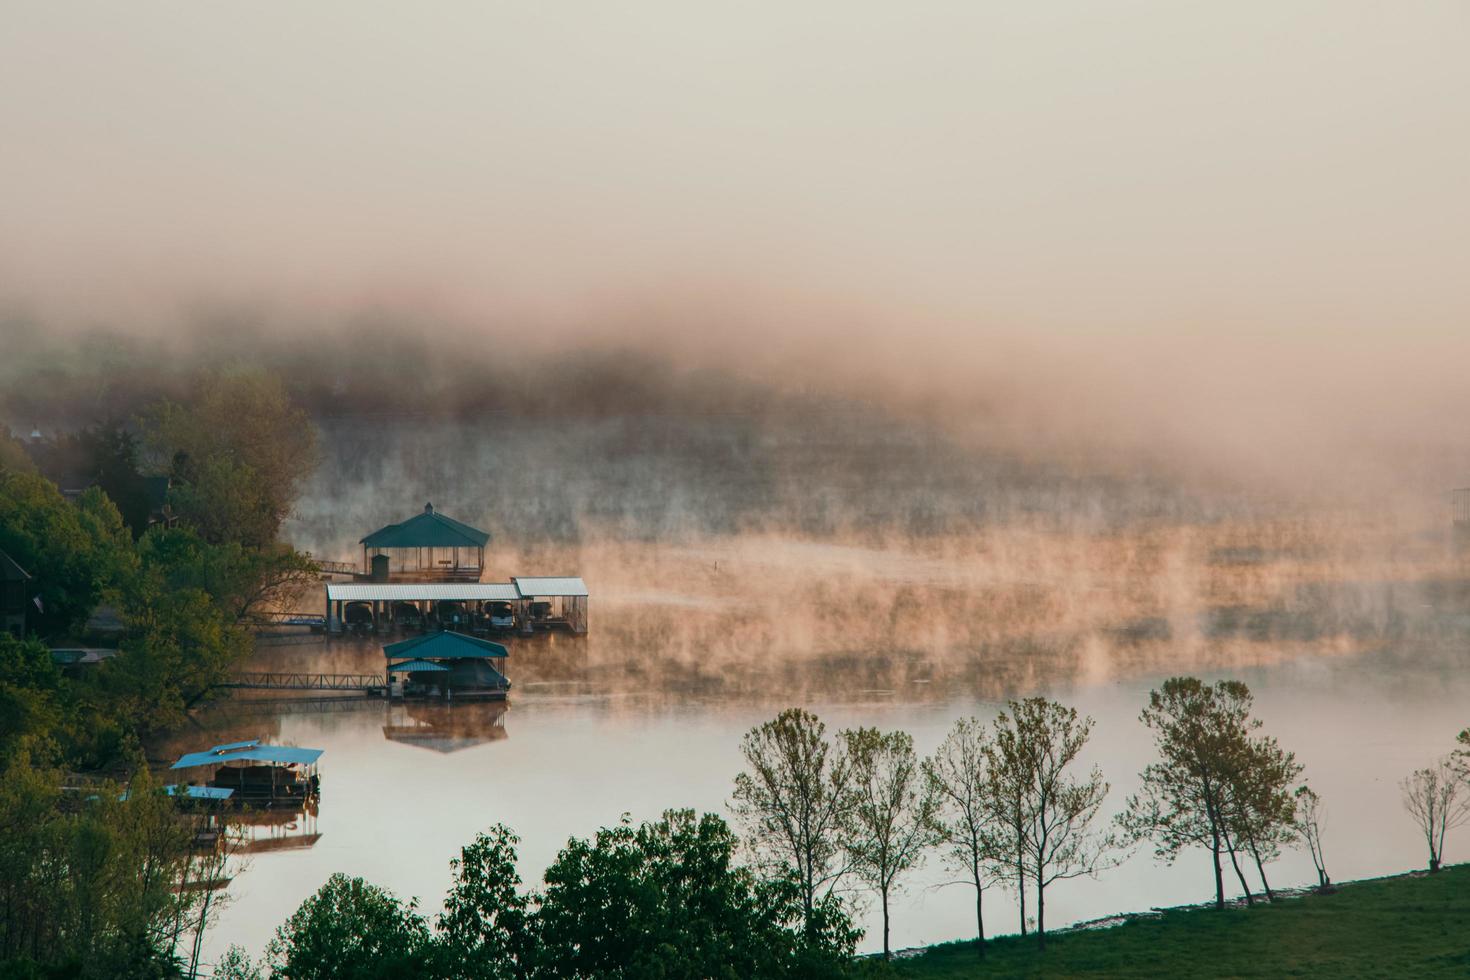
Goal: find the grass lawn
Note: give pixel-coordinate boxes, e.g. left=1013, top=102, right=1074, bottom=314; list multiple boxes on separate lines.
left=883, top=864, right=1470, bottom=979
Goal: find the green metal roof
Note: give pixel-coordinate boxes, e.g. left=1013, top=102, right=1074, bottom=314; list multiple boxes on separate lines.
left=386, top=659, right=450, bottom=673
left=383, top=630, right=509, bottom=660
left=360, top=503, right=490, bottom=549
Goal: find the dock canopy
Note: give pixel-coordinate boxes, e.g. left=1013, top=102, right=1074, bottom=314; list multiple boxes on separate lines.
left=359, top=503, right=489, bottom=582
left=171, top=740, right=325, bottom=770
left=384, top=630, right=509, bottom=661
left=361, top=503, right=490, bottom=550
left=326, top=583, right=520, bottom=603
left=512, top=577, right=589, bottom=597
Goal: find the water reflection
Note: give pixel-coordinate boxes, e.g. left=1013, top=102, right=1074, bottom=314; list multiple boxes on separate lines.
left=383, top=702, right=509, bottom=754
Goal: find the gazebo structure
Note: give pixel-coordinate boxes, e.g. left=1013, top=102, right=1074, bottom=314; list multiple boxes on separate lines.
left=384, top=630, right=510, bottom=700
left=359, top=503, right=489, bottom=582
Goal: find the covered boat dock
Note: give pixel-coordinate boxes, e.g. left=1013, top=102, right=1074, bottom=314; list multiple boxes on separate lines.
left=325, top=577, right=588, bottom=634
left=384, top=630, right=510, bottom=700
left=170, top=740, right=323, bottom=808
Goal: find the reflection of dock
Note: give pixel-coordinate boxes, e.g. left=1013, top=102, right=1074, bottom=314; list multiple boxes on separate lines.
left=240, top=832, right=323, bottom=854
left=383, top=701, right=509, bottom=753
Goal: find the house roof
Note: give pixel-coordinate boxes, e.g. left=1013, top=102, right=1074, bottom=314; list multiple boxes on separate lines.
left=383, top=630, right=509, bottom=661
left=170, top=740, right=325, bottom=770
left=360, top=503, right=490, bottom=549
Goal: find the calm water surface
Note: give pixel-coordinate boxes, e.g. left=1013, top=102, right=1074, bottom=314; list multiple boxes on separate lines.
left=190, top=646, right=1470, bottom=964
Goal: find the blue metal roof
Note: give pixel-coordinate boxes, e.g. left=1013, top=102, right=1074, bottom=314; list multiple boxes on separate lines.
left=165, top=785, right=236, bottom=800
left=360, top=503, right=490, bottom=549
left=171, top=741, right=324, bottom=770
left=383, top=631, right=508, bottom=660
left=387, top=659, right=450, bottom=673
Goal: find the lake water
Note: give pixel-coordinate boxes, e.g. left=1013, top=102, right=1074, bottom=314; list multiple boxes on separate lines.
left=180, top=527, right=1470, bottom=965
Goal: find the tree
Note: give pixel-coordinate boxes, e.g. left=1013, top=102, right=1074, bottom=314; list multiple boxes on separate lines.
left=141, top=371, right=318, bottom=549
left=840, top=727, right=938, bottom=960
left=1293, top=786, right=1330, bottom=889
left=731, top=708, right=855, bottom=926
left=534, top=809, right=857, bottom=980
left=924, top=717, right=997, bottom=955
left=264, top=874, right=431, bottom=980
left=1221, top=733, right=1302, bottom=901
left=1120, top=677, right=1261, bottom=910
left=1400, top=757, right=1470, bottom=874
left=0, top=471, right=134, bottom=638
left=437, top=825, right=529, bottom=979
left=988, top=698, right=1113, bottom=950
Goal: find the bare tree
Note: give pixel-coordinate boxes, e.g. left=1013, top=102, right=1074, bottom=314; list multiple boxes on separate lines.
left=924, top=717, right=998, bottom=956
left=1401, top=756, right=1470, bottom=874
left=1293, top=786, right=1330, bottom=889
left=988, top=697, right=1114, bottom=950
left=731, top=708, right=854, bottom=925
left=840, top=727, right=939, bottom=960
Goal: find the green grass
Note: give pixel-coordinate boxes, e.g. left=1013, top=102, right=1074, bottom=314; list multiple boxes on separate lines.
left=883, top=865, right=1470, bottom=979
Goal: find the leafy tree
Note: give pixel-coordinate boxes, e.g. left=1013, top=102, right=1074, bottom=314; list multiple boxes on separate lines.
left=0, top=471, right=133, bottom=638
left=142, top=371, right=318, bottom=549
left=1222, top=734, right=1301, bottom=901
left=211, top=946, right=263, bottom=980
left=731, top=708, right=855, bottom=926
left=987, top=698, right=1113, bottom=950
left=1400, top=757, right=1470, bottom=874
left=924, top=717, right=996, bottom=955
left=534, top=809, right=856, bottom=980
left=437, top=825, right=530, bottom=979
left=1293, top=786, right=1330, bottom=888
left=1120, top=677, right=1261, bottom=910
left=76, top=422, right=153, bottom=538
left=264, top=874, right=431, bottom=980
left=0, top=635, right=65, bottom=760
left=840, top=727, right=938, bottom=960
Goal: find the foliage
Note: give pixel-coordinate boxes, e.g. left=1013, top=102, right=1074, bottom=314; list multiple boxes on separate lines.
left=888, top=864, right=1470, bottom=979
left=1120, top=677, right=1261, bottom=910
left=841, top=727, right=939, bottom=960
left=0, top=748, right=213, bottom=979
left=264, top=874, right=432, bottom=980
left=732, top=708, right=856, bottom=925
left=535, top=808, right=856, bottom=979
left=924, top=717, right=996, bottom=954
left=142, top=371, right=318, bottom=549
left=0, top=470, right=133, bottom=638
left=1222, top=733, right=1302, bottom=900
left=1400, top=757, right=1470, bottom=874
left=437, top=825, right=530, bottom=979
left=985, top=698, right=1113, bottom=949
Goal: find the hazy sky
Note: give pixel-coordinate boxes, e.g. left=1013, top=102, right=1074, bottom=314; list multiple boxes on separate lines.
left=3, top=2, right=1470, bottom=489
left=3, top=2, right=1466, bottom=333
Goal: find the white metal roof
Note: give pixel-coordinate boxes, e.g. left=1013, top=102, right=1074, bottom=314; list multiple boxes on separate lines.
left=326, top=582, right=521, bottom=602
left=512, top=576, right=589, bottom=597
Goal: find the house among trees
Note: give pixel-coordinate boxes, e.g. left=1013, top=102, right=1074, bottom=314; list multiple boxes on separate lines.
left=1, top=549, right=30, bottom=639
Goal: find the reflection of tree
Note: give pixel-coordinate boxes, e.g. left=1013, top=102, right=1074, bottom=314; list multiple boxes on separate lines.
left=166, top=811, right=250, bottom=978
left=383, top=702, right=510, bottom=754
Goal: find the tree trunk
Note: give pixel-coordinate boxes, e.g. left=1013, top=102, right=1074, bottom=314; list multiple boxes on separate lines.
left=973, top=855, right=986, bottom=957
left=1036, top=880, right=1047, bottom=951
left=1210, top=839, right=1225, bottom=910
left=881, top=888, right=891, bottom=960
left=1225, top=842, right=1254, bottom=905
left=1249, top=844, right=1275, bottom=901
left=1017, top=851, right=1027, bottom=935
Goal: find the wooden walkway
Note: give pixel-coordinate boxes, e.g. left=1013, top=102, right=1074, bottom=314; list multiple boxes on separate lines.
left=223, top=671, right=383, bottom=693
